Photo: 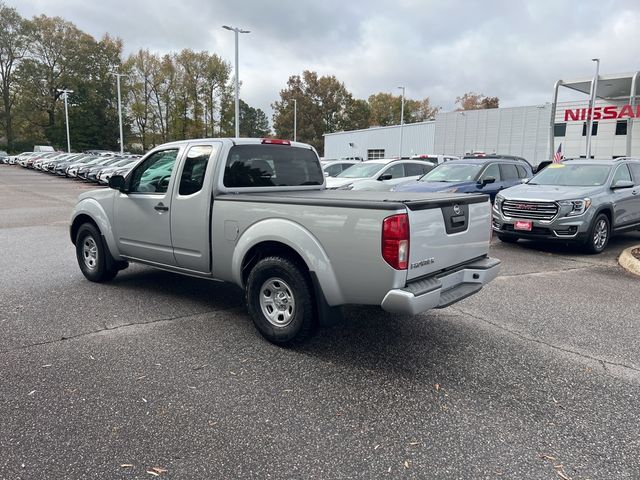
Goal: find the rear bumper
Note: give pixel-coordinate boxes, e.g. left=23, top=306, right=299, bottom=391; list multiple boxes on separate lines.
left=381, top=256, right=501, bottom=315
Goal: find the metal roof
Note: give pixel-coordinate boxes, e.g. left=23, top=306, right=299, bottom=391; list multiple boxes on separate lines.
left=560, top=71, right=640, bottom=100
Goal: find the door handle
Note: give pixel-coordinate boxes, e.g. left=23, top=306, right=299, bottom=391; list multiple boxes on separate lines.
left=154, top=202, right=169, bottom=212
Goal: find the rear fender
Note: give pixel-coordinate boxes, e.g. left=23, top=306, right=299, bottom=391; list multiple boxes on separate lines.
left=232, top=218, right=344, bottom=306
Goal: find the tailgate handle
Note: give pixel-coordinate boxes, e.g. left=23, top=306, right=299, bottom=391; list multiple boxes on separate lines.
left=451, top=215, right=465, bottom=226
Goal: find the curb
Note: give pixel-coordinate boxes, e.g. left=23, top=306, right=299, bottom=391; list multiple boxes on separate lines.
left=618, top=245, right=640, bottom=277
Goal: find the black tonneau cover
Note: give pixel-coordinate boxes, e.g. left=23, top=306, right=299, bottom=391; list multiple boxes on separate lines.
left=216, top=190, right=488, bottom=211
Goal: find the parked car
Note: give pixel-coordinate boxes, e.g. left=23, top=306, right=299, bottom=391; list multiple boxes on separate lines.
left=71, top=137, right=500, bottom=345
left=492, top=158, right=640, bottom=253
left=325, top=159, right=436, bottom=191
left=410, top=154, right=460, bottom=165
left=95, top=158, right=139, bottom=183
left=321, top=159, right=361, bottom=177
left=393, top=157, right=533, bottom=202
left=98, top=163, right=137, bottom=184
left=0, top=151, right=8, bottom=164
left=16, top=152, right=37, bottom=167
left=78, top=156, right=125, bottom=181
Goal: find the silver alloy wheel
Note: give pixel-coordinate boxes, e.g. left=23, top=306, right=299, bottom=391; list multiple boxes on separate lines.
left=82, top=236, right=98, bottom=270
left=259, top=277, right=296, bottom=327
left=593, top=218, right=608, bottom=250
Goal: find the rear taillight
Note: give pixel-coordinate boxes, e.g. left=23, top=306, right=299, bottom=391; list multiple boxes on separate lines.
left=382, top=214, right=410, bottom=270
left=261, top=138, right=291, bottom=145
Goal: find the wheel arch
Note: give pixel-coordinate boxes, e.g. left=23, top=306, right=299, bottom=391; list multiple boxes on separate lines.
left=232, top=219, right=344, bottom=306
left=70, top=199, right=121, bottom=260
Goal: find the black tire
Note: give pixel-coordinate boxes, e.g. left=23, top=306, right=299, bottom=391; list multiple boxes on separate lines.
left=497, top=234, right=519, bottom=244
left=245, top=256, right=316, bottom=345
left=584, top=213, right=610, bottom=254
left=75, top=223, right=119, bottom=282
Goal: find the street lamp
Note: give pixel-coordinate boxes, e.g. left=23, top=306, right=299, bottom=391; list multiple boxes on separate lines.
left=111, top=72, right=128, bottom=155
left=398, top=86, right=405, bottom=158
left=222, top=25, right=250, bottom=138
left=56, top=88, right=73, bottom=153
left=293, top=98, right=297, bottom=142
left=585, top=58, right=600, bottom=159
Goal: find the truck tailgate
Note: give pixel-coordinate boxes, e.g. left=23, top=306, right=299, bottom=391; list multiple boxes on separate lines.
left=404, top=194, right=491, bottom=281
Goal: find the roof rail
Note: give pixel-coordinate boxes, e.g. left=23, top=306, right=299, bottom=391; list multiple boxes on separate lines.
left=612, top=156, right=639, bottom=162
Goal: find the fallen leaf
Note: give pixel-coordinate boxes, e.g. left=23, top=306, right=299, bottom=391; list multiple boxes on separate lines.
left=556, top=471, right=570, bottom=480
left=409, top=441, right=420, bottom=446
left=404, top=460, right=410, bottom=469
left=120, top=464, right=134, bottom=468
left=229, top=371, right=236, bottom=376
left=142, top=398, right=148, bottom=403
left=151, top=467, right=168, bottom=474
left=89, top=355, right=95, bottom=360
left=27, top=390, right=36, bottom=396
left=374, top=445, right=380, bottom=450
left=540, top=454, right=556, bottom=461
left=434, top=383, right=440, bottom=392
left=136, top=375, right=147, bottom=380
left=146, top=471, right=159, bottom=477
left=41, top=364, right=52, bottom=368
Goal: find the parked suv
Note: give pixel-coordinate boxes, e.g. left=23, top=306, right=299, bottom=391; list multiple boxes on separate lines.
left=492, top=158, right=640, bottom=253
left=393, top=157, right=533, bottom=202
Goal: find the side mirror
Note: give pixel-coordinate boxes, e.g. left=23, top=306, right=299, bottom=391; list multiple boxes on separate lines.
left=324, top=171, right=330, bottom=177
left=520, top=177, right=531, bottom=184
left=378, top=173, right=393, bottom=181
left=479, top=176, right=496, bottom=186
left=611, top=179, right=634, bottom=190
left=108, top=175, right=126, bottom=192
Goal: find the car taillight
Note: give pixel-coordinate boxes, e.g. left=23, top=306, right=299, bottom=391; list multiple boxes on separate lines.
left=261, top=138, right=291, bottom=145
left=382, top=214, right=410, bottom=270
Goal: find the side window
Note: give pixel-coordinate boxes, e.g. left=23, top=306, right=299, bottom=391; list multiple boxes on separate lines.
left=515, top=164, right=528, bottom=178
left=612, top=164, right=632, bottom=184
left=324, top=164, right=342, bottom=176
left=480, top=163, right=501, bottom=182
left=405, top=163, right=426, bottom=176
left=129, top=149, right=179, bottom=193
left=179, top=145, right=214, bottom=196
left=500, top=163, right=519, bottom=181
left=383, top=163, right=405, bottom=179
left=629, top=163, right=640, bottom=184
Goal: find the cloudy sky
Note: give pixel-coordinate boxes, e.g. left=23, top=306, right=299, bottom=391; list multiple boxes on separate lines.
left=9, top=0, right=640, bottom=119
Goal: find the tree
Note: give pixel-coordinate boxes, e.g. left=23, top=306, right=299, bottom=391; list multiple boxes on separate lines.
left=272, top=71, right=354, bottom=153
left=368, top=92, right=440, bottom=126
left=455, top=92, right=499, bottom=111
left=239, top=100, right=270, bottom=137
left=0, top=2, right=29, bottom=150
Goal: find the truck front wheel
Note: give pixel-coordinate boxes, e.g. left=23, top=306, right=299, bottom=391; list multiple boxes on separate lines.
left=75, top=223, right=119, bottom=282
left=246, top=256, right=315, bottom=345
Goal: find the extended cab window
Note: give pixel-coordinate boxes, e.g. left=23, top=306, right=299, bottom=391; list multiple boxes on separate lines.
left=129, top=149, right=179, bottom=193
left=179, top=145, right=216, bottom=195
left=224, top=145, right=323, bottom=187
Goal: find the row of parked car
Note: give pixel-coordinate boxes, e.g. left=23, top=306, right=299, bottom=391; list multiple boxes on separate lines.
left=321, top=153, right=534, bottom=201
left=320, top=153, right=640, bottom=253
left=4, top=150, right=141, bottom=184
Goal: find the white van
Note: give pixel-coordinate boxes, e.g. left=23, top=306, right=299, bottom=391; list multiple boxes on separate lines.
left=34, top=145, right=55, bottom=153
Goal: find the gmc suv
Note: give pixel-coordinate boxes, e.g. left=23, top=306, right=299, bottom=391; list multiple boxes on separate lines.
left=492, top=158, right=640, bottom=253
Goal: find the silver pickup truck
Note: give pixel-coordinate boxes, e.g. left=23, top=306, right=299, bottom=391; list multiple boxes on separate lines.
left=70, top=138, right=500, bottom=344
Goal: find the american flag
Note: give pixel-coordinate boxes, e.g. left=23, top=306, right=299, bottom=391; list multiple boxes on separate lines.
left=553, top=143, right=563, bottom=163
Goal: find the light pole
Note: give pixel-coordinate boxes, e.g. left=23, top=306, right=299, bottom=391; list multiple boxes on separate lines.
left=222, top=25, right=250, bottom=138
left=293, top=98, right=297, bottom=142
left=398, top=86, right=405, bottom=158
left=585, top=58, right=600, bottom=159
left=57, top=88, right=73, bottom=153
left=111, top=72, right=127, bottom=155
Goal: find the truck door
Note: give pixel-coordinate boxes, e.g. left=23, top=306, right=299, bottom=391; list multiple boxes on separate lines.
left=113, top=148, right=181, bottom=265
left=170, top=142, right=221, bottom=272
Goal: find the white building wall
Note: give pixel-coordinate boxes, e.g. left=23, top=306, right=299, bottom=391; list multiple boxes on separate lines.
left=433, top=105, right=552, bottom=166
left=323, top=121, right=435, bottom=160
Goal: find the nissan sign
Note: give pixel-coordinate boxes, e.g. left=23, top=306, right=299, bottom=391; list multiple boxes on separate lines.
left=564, top=105, right=640, bottom=122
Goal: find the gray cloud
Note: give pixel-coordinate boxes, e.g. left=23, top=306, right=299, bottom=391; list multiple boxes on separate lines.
left=9, top=0, right=640, bottom=123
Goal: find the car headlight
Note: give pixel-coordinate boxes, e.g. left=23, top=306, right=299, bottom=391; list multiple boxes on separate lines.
left=494, top=194, right=505, bottom=210
left=559, top=198, right=591, bottom=217
left=443, top=187, right=459, bottom=193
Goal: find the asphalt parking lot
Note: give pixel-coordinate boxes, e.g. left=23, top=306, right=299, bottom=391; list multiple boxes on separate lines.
left=1, top=166, right=640, bottom=480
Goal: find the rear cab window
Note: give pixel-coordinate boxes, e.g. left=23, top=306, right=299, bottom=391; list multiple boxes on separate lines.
left=223, top=145, right=323, bottom=188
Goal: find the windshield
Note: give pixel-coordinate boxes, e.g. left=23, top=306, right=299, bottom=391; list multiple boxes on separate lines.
left=530, top=164, right=611, bottom=186
left=420, top=163, right=483, bottom=182
left=337, top=162, right=385, bottom=178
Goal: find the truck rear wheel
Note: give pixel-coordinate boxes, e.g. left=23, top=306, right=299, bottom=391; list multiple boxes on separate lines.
left=246, top=256, right=315, bottom=345
left=75, top=223, right=119, bottom=282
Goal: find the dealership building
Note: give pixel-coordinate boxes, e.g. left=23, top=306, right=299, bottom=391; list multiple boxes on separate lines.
left=324, top=71, right=639, bottom=166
